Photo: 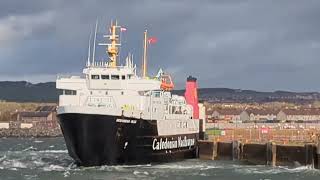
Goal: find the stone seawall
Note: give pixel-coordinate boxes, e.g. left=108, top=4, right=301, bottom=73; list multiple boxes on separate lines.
left=0, top=128, right=62, bottom=137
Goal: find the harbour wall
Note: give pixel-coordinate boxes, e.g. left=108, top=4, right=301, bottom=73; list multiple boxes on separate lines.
left=198, top=139, right=320, bottom=169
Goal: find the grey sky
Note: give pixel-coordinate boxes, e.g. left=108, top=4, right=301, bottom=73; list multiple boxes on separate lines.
left=0, top=0, right=320, bottom=91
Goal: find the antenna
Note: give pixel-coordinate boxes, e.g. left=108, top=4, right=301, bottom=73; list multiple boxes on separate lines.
left=92, top=19, right=99, bottom=64
left=87, top=29, right=93, bottom=67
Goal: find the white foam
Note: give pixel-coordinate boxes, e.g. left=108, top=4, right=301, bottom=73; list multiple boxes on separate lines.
left=43, top=164, right=66, bottom=172
left=278, top=165, right=318, bottom=173
left=233, top=164, right=320, bottom=175
left=38, top=150, right=68, bottom=153
left=151, top=164, right=211, bottom=170
left=34, top=140, right=43, bottom=143
left=24, top=175, right=38, bottom=179
left=22, top=146, right=37, bottom=152
left=33, top=160, right=45, bottom=166
left=0, top=155, right=6, bottom=162
left=113, top=164, right=151, bottom=168
left=199, top=173, right=208, bottom=176
left=63, top=171, right=71, bottom=177
left=3, top=160, right=27, bottom=169
left=133, top=170, right=149, bottom=176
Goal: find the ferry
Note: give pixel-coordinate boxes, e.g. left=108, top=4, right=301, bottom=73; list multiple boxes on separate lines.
left=56, top=21, right=205, bottom=166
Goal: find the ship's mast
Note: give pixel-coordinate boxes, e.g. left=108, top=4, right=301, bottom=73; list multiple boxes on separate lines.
left=107, top=20, right=120, bottom=67
left=86, top=29, right=93, bottom=67
left=142, top=30, right=148, bottom=78
left=92, top=20, right=98, bottom=65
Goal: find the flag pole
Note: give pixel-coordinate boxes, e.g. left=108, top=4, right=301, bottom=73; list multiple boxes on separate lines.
left=142, top=30, right=148, bottom=78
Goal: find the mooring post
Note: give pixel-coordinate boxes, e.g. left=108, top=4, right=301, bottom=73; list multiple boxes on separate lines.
left=239, top=142, right=244, bottom=160
left=198, top=141, right=218, bottom=160
left=212, top=141, right=218, bottom=160
left=304, top=143, right=315, bottom=168
left=317, top=137, right=320, bottom=169
left=232, top=140, right=240, bottom=160
left=266, top=142, right=276, bottom=166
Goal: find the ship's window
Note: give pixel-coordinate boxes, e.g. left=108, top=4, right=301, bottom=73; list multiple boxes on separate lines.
left=101, top=75, right=110, bottom=79
left=127, top=75, right=132, bottom=79
left=152, top=91, right=161, bottom=98
left=111, top=75, right=120, bottom=80
left=172, top=106, right=182, bottom=114
left=91, top=75, right=100, bottom=80
left=105, top=91, right=108, bottom=95
left=121, top=75, right=126, bottom=80
left=64, top=90, right=77, bottom=95
left=121, top=91, right=124, bottom=95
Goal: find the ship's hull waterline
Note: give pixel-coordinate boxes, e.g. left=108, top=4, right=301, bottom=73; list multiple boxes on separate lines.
left=57, top=113, right=199, bottom=166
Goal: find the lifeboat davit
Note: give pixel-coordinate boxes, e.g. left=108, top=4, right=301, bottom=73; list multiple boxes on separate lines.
left=160, top=74, right=174, bottom=91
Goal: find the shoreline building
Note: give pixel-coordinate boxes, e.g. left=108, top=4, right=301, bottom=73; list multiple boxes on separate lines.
left=277, top=108, right=320, bottom=122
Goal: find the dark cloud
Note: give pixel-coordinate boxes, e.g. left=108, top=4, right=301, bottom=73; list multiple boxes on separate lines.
left=0, top=0, right=320, bottom=91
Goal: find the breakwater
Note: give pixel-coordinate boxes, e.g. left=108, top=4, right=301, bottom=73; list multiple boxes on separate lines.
left=199, top=139, right=320, bottom=169
left=0, top=128, right=61, bottom=137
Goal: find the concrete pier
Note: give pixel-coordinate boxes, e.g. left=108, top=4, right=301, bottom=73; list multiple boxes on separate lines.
left=199, top=140, right=320, bottom=169
left=217, top=142, right=232, bottom=160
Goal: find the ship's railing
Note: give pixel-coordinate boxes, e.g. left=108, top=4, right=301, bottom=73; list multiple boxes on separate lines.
left=57, top=74, right=85, bottom=80
left=89, top=62, right=133, bottom=70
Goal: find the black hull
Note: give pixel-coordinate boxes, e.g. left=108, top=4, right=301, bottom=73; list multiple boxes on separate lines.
left=58, top=113, right=199, bottom=166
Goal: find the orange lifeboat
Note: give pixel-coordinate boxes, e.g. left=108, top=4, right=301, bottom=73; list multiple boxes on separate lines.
left=160, top=74, right=174, bottom=91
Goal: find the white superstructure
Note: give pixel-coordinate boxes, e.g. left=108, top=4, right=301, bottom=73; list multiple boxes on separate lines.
left=56, top=21, right=198, bottom=135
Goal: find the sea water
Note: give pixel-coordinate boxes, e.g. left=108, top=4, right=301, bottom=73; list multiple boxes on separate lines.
left=0, top=137, right=319, bottom=180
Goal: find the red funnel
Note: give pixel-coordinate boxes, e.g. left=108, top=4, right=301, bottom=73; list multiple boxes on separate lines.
left=184, top=76, right=199, bottom=119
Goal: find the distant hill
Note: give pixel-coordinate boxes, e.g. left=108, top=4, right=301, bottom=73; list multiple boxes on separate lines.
left=1, top=81, right=320, bottom=103
left=173, top=88, right=320, bottom=103
left=0, top=81, right=58, bottom=102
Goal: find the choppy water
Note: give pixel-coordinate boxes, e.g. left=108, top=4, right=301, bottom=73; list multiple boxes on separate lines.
left=0, top=137, right=319, bottom=180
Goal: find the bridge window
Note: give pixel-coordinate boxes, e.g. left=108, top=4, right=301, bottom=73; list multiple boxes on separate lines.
left=63, top=90, right=77, bottom=95
left=121, top=75, right=126, bottom=80
left=111, top=75, right=120, bottom=80
left=91, top=75, right=100, bottom=80
left=101, top=75, right=110, bottom=79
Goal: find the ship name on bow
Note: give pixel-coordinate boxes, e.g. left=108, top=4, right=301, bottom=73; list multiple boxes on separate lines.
left=152, top=136, right=195, bottom=150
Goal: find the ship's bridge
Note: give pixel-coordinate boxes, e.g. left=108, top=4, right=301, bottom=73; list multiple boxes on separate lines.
left=81, top=61, right=161, bottom=91
left=57, top=60, right=162, bottom=94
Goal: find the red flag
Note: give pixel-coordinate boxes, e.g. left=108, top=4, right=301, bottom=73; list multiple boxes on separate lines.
left=120, top=27, right=127, bottom=32
left=148, top=37, right=157, bottom=44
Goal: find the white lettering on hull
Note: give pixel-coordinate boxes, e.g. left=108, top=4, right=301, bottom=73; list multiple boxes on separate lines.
left=152, top=136, right=195, bottom=150
left=116, top=119, right=137, bottom=124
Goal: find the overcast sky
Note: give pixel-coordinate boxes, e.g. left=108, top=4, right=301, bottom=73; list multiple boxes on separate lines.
left=0, top=0, right=320, bottom=91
